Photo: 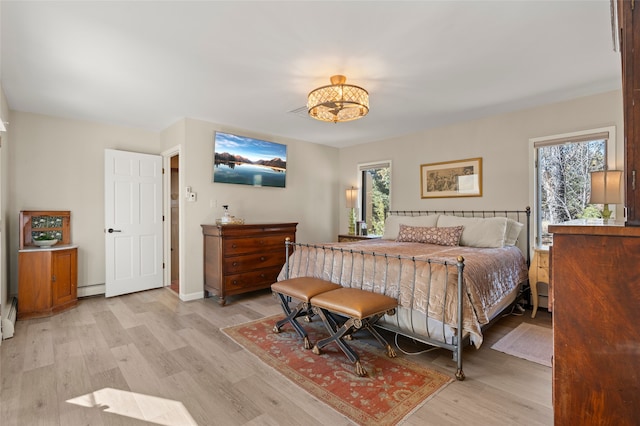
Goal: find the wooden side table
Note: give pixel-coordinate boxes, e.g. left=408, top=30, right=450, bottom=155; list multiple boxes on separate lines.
left=529, top=247, right=550, bottom=318
left=338, top=234, right=381, bottom=242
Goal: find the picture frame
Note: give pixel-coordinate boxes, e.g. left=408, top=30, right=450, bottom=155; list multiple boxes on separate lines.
left=420, top=157, right=482, bottom=198
left=213, top=131, right=287, bottom=188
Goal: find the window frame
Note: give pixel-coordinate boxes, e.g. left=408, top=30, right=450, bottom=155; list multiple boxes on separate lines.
left=357, top=160, right=392, bottom=234
left=529, top=126, right=617, bottom=248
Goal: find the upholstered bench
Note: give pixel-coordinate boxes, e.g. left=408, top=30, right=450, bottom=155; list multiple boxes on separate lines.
left=271, top=277, right=341, bottom=349
left=310, top=287, right=398, bottom=377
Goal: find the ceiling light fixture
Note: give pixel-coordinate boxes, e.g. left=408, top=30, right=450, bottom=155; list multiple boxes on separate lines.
left=307, top=75, right=369, bottom=123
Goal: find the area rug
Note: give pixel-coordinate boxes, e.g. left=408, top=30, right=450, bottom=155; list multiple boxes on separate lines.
left=491, top=322, right=552, bottom=367
left=222, top=315, right=452, bottom=426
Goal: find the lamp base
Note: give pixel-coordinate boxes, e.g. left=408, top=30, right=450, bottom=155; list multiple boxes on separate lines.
left=602, top=204, right=613, bottom=220
left=348, top=208, right=356, bottom=235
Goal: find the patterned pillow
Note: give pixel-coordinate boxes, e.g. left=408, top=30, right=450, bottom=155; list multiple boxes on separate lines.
left=396, top=224, right=464, bottom=246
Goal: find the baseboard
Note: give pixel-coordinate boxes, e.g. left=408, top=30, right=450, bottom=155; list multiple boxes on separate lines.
left=180, top=290, right=204, bottom=302
left=1, top=297, right=18, bottom=340
left=78, top=283, right=106, bottom=298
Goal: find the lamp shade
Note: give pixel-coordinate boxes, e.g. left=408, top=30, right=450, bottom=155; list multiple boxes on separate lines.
left=589, top=170, right=623, bottom=204
left=345, top=187, right=358, bottom=209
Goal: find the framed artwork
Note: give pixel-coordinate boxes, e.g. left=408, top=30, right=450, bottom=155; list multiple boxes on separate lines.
left=213, top=131, right=287, bottom=188
left=420, top=157, right=482, bottom=198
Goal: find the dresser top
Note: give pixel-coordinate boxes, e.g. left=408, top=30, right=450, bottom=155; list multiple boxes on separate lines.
left=548, top=219, right=640, bottom=237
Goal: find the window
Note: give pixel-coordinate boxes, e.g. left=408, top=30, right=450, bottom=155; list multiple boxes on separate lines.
left=532, top=127, right=616, bottom=247
left=359, top=161, right=391, bottom=236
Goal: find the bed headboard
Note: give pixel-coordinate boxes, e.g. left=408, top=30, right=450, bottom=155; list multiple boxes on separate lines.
left=387, top=207, right=531, bottom=265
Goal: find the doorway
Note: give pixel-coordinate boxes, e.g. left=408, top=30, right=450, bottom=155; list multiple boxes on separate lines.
left=169, top=154, right=180, bottom=294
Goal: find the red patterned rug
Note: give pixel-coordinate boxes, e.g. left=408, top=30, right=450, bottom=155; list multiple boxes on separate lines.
left=223, top=315, right=452, bottom=425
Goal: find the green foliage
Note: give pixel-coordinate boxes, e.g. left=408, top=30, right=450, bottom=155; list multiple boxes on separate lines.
left=364, top=167, right=390, bottom=235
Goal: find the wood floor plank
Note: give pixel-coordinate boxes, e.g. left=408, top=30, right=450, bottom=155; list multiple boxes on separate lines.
left=18, top=365, right=60, bottom=426
left=1, top=287, right=554, bottom=425
left=22, top=320, right=55, bottom=372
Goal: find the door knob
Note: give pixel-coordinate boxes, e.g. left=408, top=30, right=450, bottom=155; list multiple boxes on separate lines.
left=107, top=228, right=122, bottom=233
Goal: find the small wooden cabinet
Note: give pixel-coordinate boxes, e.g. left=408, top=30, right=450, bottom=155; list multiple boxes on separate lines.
left=18, top=247, right=78, bottom=319
left=202, top=222, right=297, bottom=305
left=18, top=210, right=78, bottom=319
left=528, top=247, right=550, bottom=318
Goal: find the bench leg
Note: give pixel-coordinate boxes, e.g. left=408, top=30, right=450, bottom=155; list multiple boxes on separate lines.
left=362, top=315, right=397, bottom=358
left=312, top=308, right=366, bottom=376
left=273, top=293, right=313, bottom=349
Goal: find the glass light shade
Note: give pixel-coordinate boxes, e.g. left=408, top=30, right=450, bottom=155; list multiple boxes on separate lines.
left=589, top=170, right=623, bottom=204
left=308, top=75, right=369, bottom=123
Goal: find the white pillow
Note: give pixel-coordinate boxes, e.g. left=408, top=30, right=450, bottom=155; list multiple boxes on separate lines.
left=504, top=219, right=524, bottom=246
left=382, top=214, right=440, bottom=240
left=436, top=215, right=508, bottom=248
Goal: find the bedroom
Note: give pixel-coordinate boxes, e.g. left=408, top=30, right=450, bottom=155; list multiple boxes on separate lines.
left=0, top=1, right=628, bottom=424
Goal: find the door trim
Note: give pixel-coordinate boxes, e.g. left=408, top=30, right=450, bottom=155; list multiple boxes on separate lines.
left=162, top=145, right=186, bottom=300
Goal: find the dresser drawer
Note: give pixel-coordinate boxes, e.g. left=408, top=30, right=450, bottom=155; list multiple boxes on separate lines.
left=223, top=234, right=291, bottom=256
left=224, top=252, right=285, bottom=274
left=224, top=266, right=282, bottom=290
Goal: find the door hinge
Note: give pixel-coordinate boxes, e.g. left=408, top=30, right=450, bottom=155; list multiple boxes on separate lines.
left=633, top=170, right=636, bottom=190
left=162, top=215, right=165, bottom=222
left=162, top=262, right=165, bottom=269
left=162, top=167, right=165, bottom=174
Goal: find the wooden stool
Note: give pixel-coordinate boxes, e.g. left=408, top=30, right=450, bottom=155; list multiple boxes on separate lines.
left=310, top=287, right=398, bottom=377
left=271, top=278, right=341, bottom=349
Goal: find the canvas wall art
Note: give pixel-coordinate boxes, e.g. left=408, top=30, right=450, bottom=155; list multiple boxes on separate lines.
left=213, top=131, right=287, bottom=188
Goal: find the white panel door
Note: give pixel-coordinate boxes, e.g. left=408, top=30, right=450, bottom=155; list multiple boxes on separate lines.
left=105, top=149, right=163, bottom=298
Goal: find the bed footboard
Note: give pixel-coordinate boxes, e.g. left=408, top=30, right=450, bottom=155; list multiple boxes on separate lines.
left=282, top=240, right=467, bottom=380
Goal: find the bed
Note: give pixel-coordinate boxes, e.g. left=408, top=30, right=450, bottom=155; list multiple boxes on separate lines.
left=277, top=208, right=531, bottom=380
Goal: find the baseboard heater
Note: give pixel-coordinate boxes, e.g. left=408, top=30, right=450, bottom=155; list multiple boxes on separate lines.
left=1, top=297, right=17, bottom=340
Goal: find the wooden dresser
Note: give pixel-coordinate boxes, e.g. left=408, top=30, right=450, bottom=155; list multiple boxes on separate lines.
left=18, top=210, right=78, bottom=319
left=202, top=222, right=297, bottom=305
left=549, top=220, right=640, bottom=424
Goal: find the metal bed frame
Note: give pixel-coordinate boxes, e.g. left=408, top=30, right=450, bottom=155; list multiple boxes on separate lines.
left=281, top=207, right=531, bottom=381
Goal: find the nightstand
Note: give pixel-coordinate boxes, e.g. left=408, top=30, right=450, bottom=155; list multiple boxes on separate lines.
left=529, top=247, right=550, bottom=318
left=338, top=234, right=381, bottom=242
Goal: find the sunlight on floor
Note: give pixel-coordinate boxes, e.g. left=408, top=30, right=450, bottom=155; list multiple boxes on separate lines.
left=66, top=387, right=198, bottom=426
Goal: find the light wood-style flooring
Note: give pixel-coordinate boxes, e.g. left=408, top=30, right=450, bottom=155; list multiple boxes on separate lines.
left=1, top=288, right=552, bottom=425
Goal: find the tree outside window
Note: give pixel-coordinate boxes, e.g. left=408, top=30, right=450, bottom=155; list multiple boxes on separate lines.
left=536, top=139, right=606, bottom=246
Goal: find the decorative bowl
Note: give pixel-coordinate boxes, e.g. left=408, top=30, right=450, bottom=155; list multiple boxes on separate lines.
left=33, top=239, right=58, bottom=247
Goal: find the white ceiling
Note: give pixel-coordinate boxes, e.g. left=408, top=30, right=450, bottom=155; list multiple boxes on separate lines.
left=1, top=1, right=621, bottom=148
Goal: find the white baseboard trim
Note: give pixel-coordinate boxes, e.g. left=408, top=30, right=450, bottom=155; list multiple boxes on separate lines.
left=78, top=283, right=106, bottom=298
left=1, top=297, right=18, bottom=340
left=180, top=291, right=204, bottom=301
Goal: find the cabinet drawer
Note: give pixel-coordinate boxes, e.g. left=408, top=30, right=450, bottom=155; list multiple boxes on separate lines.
left=224, top=252, right=285, bottom=274
left=224, top=266, right=282, bottom=289
left=223, top=234, right=292, bottom=256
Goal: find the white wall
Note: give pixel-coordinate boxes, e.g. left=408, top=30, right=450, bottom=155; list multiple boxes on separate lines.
left=163, top=118, right=339, bottom=299
left=4, top=89, right=622, bottom=300
left=7, top=113, right=339, bottom=300
left=0, top=83, right=9, bottom=323
left=7, top=112, right=162, bottom=296
left=338, top=90, right=624, bottom=232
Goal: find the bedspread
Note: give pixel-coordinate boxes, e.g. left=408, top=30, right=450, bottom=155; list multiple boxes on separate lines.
left=277, top=240, right=528, bottom=346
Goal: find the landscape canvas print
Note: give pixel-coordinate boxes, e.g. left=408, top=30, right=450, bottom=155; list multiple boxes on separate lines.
left=213, top=131, right=287, bottom=188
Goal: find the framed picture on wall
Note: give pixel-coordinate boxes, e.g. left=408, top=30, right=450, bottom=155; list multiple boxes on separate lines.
left=420, top=157, right=482, bottom=198
left=213, top=131, right=287, bottom=188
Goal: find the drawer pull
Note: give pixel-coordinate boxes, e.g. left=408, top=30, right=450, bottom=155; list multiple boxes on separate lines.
left=260, top=274, right=266, bottom=279
left=232, top=262, right=238, bottom=267
left=260, top=256, right=265, bottom=262
left=232, top=280, right=238, bottom=285
left=231, top=244, right=237, bottom=249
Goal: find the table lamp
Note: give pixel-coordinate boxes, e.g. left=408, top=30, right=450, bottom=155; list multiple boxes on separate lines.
left=589, top=170, right=623, bottom=219
left=345, top=187, right=358, bottom=235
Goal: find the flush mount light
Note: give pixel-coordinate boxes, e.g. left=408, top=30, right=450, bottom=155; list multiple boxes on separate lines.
left=307, top=75, right=369, bottom=123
